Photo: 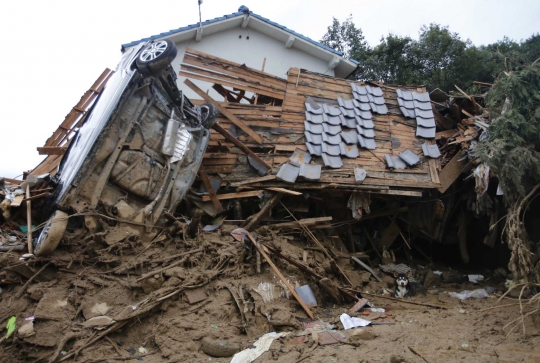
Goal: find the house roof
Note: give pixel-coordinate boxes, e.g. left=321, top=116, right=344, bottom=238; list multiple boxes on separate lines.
left=121, top=6, right=359, bottom=77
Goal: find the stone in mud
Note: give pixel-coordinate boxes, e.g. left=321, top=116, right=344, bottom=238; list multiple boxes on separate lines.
left=200, top=337, right=240, bottom=357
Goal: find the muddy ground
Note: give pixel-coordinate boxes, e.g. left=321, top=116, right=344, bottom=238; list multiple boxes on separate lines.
left=0, top=228, right=539, bottom=363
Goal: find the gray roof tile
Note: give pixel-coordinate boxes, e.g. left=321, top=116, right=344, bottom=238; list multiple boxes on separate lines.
left=322, top=153, right=343, bottom=168
left=341, top=129, right=358, bottom=144
left=299, top=163, right=322, bottom=180
left=358, top=135, right=377, bottom=149
left=340, top=107, right=357, bottom=118
left=385, top=155, right=407, bottom=169
left=305, top=131, right=323, bottom=144
left=341, top=117, right=357, bottom=128
left=322, top=132, right=342, bottom=145
left=340, top=143, right=359, bottom=158
left=368, top=93, right=386, bottom=105
left=366, top=85, right=384, bottom=97
left=354, top=167, right=367, bottom=182
left=413, top=99, right=432, bottom=111
left=289, top=148, right=312, bottom=166
left=322, top=142, right=341, bottom=156
left=306, top=142, right=322, bottom=156
left=359, top=118, right=375, bottom=129
left=415, top=108, right=434, bottom=119
left=304, top=121, right=323, bottom=134
left=354, top=109, right=372, bottom=120
left=305, top=102, right=323, bottom=114
left=322, top=123, right=342, bottom=135
left=421, top=144, right=441, bottom=158
left=338, top=97, right=355, bottom=109
left=323, top=104, right=342, bottom=116
left=398, top=99, right=415, bottom=109
left=356, top=125, right=375, bottom=138
left=413, top=92, right=430, bottom=102
left=416, top=116, right=436, bottom=128
left=398, top=149, right=421, bottom=166
left=276, top=163, right=300, bottom=183
left=351, top=83, right=367, bottom=95
left=400, top=107, right=416, bottom=118
left=397, top=89, right=413, bottom=101
left=416, top=126, right=436, bottom=139
left=353, top=94, right=370, bottom=103
left=305, top=111, right=324, bottom=124
left=323, top=113, right=344, bottom=126
left=370, top=103, right=389, bottom=114
left=354, top=100, right=371, bottom=111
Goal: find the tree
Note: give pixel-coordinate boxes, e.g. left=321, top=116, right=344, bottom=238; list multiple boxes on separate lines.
left=320, top=16, right=369, bottom=61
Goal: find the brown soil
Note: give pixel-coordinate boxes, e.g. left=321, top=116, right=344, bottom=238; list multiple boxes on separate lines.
left=0, top=228, right=539, bottom=363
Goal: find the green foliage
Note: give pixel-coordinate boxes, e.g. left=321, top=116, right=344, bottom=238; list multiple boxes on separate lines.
left=320, top=17, right=540, bottom=92
left=475, top=64, right=540, bottom=203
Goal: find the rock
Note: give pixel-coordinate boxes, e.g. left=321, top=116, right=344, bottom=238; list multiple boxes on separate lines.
left=348, top=329, right=376, bottom=342
left=140, top=275, right=164, bottom=293
left=382, top=275, right=395, bottom=288
left=423, top=270, right=441, bottom=288
left=18, top=321, right=34, bottom=338
left=390, top=355, right=406, bottom=363
left=82, top=315, right=115, bottom=328
left=34, top=292, right=75, bottom=321
left=200, top=337, right=240, bottom=357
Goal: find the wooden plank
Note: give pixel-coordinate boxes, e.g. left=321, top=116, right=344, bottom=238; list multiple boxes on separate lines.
left=185, top=79, right=263, bottom=144
left=37, top=146, right=66, bottom=156
left=270, top=216, right=333, bottom=229
left=438, top=152, right=467, bottom=193
left=201, top=190, right=264, bottom=202
left=264, top=187, right=303, bottom=196
left=199, top=170, right=223, bottom=213
left=230, top=175, right=276, bottom=187
left=202, top=165, right=234, bottom=174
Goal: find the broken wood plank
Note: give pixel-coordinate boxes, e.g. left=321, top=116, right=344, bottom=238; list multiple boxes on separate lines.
left=264, top=187, right=302, bottom=196
left=37, top=146, right=67, bottom=156
left=438, top=152, right=467, bottom=193
left=198, top=170, right=223, bottom=214
left=270, top=217, right=333, bottom=229
left=351, top=256, right=383, bottom=283
left=201, top=190, right=264, bottom=202
left=185, top=79, right=263, bottom=144
left=243, top=192, right=283, bottom=231
left=231, top=175, right=276, bottom=187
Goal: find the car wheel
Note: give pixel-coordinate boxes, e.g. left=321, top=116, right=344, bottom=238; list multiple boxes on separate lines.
left=34, top=210, right=68, bottom=256
left=136, top=39, right=178, bottom=74
left=199, top=103, right=218, bottom=129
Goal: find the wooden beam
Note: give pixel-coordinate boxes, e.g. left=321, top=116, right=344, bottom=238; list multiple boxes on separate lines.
left=211, top=123, right=271, bottom=173
left=438, top=152, right=467, bottom=193
left=184, top=79, right=263, bottom=144
left=201, top=190, right=264, bottom=202
left=231, top=175, right=276, bottom=187
left=198, top=170, right=223, bottom=213
left=243, top=192, right=283, bottom=231
left=270, top=216, right=333, bottom=229
left=264, top=187, right=302, bottom=196
left=37, top=146, right=66, bottom=156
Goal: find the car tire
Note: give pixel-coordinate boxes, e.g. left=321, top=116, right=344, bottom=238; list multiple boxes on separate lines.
left=34, top=210, right=68, bottom=256
left=136, top=39, right=178, bottom=74
left=199, top=103, right=218, bottom=129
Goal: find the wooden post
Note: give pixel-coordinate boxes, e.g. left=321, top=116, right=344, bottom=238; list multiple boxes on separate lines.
left=243, top=192, right=283, bottom=231
left=26, top=185, right=33, bottom=254
left=198, top=170, right=223, bottom=214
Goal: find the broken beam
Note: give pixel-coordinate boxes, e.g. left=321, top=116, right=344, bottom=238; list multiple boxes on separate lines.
left=201, top=190, right=264, bottom=202
left=37, top=146, right=67, bottom=156
left=243, top=192, right=283, bottom=231
left=184, top=79, right=263, bottom=144
left=198, top=170, right=223, bottom=213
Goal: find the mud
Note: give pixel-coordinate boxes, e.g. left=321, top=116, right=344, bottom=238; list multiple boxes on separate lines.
left=0, top=229, right=539, bottom=363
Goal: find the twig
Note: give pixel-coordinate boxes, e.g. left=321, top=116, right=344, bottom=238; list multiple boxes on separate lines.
left=408, top=346, right=430, bottom=363
left=15, top=262, right=51, bottom=299
left=135, top=248, right=202, bottom=281
left=349, top=290, right=447, bottom=309
left=351, top=256, right=383, bottom=283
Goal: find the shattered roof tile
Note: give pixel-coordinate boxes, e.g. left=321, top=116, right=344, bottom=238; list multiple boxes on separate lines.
left=289, top=148, right=312, bottom=166
left=413, top=92, right=430, bottom=102
left=354, top=167, right=367, bottom=182
left=385, top=155, right=407, bottom=169
left=341, top=129, right=358, bottom=144
left=305, top=102, right=323, bottom=114
left=276, top=163, right=300, bottom=183
left=322, top=123, right=342, bottom=135
left=305, top=111, right=324, bottom=124
left=422, top=144, right=441, bottom=158
left=323, top=104, right=342, bottom=116
left=358, top=135, right=377, bottom=150
left=305, top=131, right=323, bottom=144
left=341, top=117, right=356, bottom=128
left=322, top=142, right=341, bottom=156
left=416, top=116, right=436, bottom=128
left=340, top=107, right=357, bottom=118
left=299, top=163, right=321, bottom=180
left=304, top=121, right=323, bottom=134
left=356, top=125, right=375, bottom=138
left=323, top=113, right=344, bottom=126
left=397, top=89, right=413, bottom=101
left=340, top=143, right=359, bottom=158
left=337, top=97, right=355, bottom=109
left=322, top=132, right=342, bottom=145
left=398, top=149, right=420, bottom=166
left=306, top=142, right=322, bottom=156
left=416, top=126, right=436, bottom=139
left=322, top=153, right=343, bottom=168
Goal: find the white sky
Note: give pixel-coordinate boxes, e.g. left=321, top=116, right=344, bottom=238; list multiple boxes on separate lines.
left=1, top=0, right=538, bottom=179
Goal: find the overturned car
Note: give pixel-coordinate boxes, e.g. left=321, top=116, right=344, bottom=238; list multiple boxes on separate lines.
left=35, top=40, right=217, bottom=255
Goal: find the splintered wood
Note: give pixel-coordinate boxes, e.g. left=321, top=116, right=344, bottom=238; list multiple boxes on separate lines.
left=181, top=49, right=442, bottom=196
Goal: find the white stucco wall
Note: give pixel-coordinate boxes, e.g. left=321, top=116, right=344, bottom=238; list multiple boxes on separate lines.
left=169, top=27, right=335, bottom=100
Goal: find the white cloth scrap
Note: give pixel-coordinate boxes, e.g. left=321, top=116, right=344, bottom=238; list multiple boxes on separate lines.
left=230, top=332, right=289, bottom=363
left=340, top=313, right=371, bottom=329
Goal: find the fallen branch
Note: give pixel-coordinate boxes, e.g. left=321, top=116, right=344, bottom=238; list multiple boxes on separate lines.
left=15, top=262, right=52, bottom=299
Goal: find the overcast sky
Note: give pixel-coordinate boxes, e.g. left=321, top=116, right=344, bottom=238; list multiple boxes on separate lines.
left=1, top=0, right=538, bottom=179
